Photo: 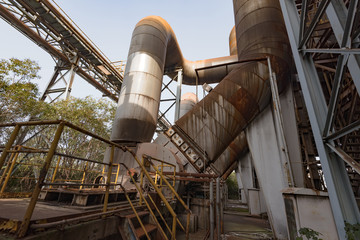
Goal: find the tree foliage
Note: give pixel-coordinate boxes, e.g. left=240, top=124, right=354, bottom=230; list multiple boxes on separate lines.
left=0, top=58, right=51, bottom=123
left=226, top=171, right=239, bottom=199
left=0, top=58, right=117, bottom=192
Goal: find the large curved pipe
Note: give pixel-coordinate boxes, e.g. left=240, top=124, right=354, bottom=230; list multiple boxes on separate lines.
left=229, top=26, right=237, bottom=56
left=111, top=16, right=238, bottom=143
left=175, top=0, right=291, bottom=165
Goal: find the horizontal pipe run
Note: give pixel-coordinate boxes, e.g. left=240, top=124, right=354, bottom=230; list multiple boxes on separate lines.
left=30, top=204, right=141, bottom=229
left=195, top=57, right=267, bottom=72
left=4, top=149, right=48, bottom=154
left=158, top=171, right=218, bottom=178
left=175, top=177, right=212, bottom=183
left=54, top=152, right=112, bottom=166
left=43, top=182, right=123, bottom=187
left=0, top=120, right=127, bottom=151
left=0, top=120, right=62, bottom=127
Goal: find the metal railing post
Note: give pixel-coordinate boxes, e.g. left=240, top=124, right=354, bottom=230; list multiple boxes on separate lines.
left=210, top=180, right=214, bottom=240
left=139, top=157, right=145, bottom=206
left=80, top=161, right=89, bottom=190
left=0, top=125, right=21, bottom=170
left=0, top=146, right=18, bottom=188
left=120, top=162, right=169, bottom=240
left=186, top=212, right=190, bottom=240
left=0, top=146, right=20, bottom=193
left=18, top=122, right=65, bottom=238
left=220, top=183, right=224, bottom=234
left=50, top=156, right=61, bottom=188
left=216, top=178, right=220, bottom=240
left=103, top=145, right=114, bottom=213
left=120, top=184, right=151, bottom=240
left=172, top=215, right=177, bottom=240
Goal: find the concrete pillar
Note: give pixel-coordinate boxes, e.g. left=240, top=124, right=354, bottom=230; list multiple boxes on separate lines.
left=237, top=152, right=254, bottom=204
left=246, top=103, right=291, bottom=239
left=280, top=84, right=305, bottom=187
left=235, top=168, right=243, bottom=201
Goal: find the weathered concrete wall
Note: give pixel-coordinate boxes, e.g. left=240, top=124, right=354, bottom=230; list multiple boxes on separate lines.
left=246, top=102, right=291, bottom=239
left=283, top=188, right=338, bottom=240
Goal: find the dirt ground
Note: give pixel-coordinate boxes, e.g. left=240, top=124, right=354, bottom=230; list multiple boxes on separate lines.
left=177, top=213, right=273, bottom=240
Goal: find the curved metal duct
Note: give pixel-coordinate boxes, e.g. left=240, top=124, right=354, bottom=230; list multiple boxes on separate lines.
left=111, top=16, right=238, bottom=143
left=211, top=132, right=248, bottom=177
left=229, top=26, right=237, bottom=56
left=175, top=0, right=291, bottom=166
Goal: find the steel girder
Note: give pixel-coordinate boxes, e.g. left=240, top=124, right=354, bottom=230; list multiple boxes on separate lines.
left=279, top=0, right=360, bottom=238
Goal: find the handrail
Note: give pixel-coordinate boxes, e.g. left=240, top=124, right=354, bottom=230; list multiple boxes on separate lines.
left=143, top=154, right=191, bottom=235
left=144, top=154, right=191, bottom=213
left=125, top=149, right=190, bottom=239
left=146, top=191, right=173, bottom=234
left=119, top=184, right=151, bottom=240
left=154, top=162, right=176, bottom=200
left=119, top=162, right=168, bottom=240
left=0, top=120, right=189, bottom=239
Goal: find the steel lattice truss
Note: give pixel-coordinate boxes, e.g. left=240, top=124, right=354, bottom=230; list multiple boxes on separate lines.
left=0, top=0, right=124, bottom=101
left=0, top=0, right=173, bottom=133
left=293, top=0, right=360, bottom=189
left=280, top=0, right=360, bottom=237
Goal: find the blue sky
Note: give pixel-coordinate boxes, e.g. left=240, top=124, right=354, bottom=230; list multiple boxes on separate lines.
left=0, top=0, right=235, bottom=122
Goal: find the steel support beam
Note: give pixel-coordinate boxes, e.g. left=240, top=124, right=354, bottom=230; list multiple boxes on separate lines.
left=279, top=1, right=360, bottom=239
left=327, top=0, right=360, bottom=95
left=216, top=178, right=220, bottom=240
left=210, top=180, right=214, bottom=240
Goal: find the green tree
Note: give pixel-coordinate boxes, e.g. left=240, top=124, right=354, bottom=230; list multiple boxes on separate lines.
left=0, top=58, right=117, bottom=192
left=0, top=58, right=51, bottom=123
left=226, top=171, right=239, bottom=199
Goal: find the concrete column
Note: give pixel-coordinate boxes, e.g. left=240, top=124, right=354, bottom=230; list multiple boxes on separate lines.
left=280, top=84, right=305, bottom=187
left=246, top=103, right=291, bottom=239
left=235, top=168, right=243, bottom=201
left=237, top=152, right=254, bottom=204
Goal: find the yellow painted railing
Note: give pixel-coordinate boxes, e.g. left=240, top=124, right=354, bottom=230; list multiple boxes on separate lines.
left=154, top=162, right=176, bottom=200
left=0, top=120, right=190, bottom=239
left=126, top=150, right=191, bottom=240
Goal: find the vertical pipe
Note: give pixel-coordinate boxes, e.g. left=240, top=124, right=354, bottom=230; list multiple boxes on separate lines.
left=0, top=125, right=21, bottom=171
left=18, top=122, right=64, bottom=238
left=160, top=162, right=163, bottom=188
left=267, top=57, right=294, bottom=187
left=103, top=145, right=114, bottom=213
left=139, top=157, right=144, bottom=206
left=220, top=184, right=224, bottom=234
left=210, top=180, right=214, bottom=240
left=216, top=178, right=220, bottom=240
left=175, top=69, right=183, bottom=121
